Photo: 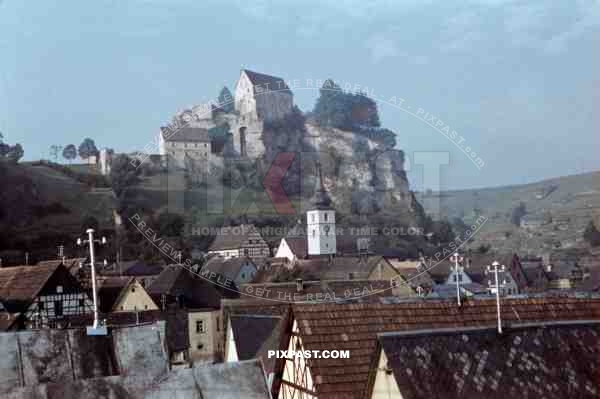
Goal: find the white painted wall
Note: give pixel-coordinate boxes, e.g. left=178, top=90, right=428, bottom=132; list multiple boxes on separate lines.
left=307, top=210, right=336, bottom=256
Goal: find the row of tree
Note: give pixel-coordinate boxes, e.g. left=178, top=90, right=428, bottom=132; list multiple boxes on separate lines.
left=49, top=138, right=100, bottom=163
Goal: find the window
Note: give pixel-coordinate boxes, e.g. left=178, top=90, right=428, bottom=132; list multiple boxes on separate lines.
left=196, top=320, right=205, bottom=333
left=241, top=272, right=246, bottom=279
left=54, top=300, right=63, bottom=317
left=324, top=213, right=328, bottom=221
left=313, top=229, right=316, bottom=237
left=458, top=274, right=463, bottom=282
left=131, top=287, right=136, bottom=293
left=79, top=299, right=84, bottom=307
left=38, top=301, right=44, bottom=311
left=197, top=344, right=204, bottom=350
left=312, top=214, right=315, bottom=222
left=348, top=273, right=354, bottom=280
left=56, top=285, right=63, bottom=293
left=204, top=143, right=208, bottom=147
left=216, top=316, right=220, bottom=332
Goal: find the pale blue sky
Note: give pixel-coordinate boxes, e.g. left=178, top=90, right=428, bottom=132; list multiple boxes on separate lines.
left=1, top=0, right=598, bottom=189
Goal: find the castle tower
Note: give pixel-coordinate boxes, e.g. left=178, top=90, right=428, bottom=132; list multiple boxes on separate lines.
left=307, top=163, right=336, bottom=256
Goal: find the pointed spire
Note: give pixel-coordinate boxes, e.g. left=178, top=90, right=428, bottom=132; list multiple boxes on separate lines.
left=313, top=161, right=332, bottom=210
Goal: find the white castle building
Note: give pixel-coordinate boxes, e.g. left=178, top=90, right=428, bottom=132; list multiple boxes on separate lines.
left=158, top=69, right=293, bottom=169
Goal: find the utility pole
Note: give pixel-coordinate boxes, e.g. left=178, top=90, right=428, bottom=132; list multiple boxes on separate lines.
left=77, top=229, right=108, bottom=336
left=450, top=252, right=464, bottom=306
left=486, top=261, right=506, bottom=334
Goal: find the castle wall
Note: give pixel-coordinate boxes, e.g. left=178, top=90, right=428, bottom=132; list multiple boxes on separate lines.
left=255, top=90, right=293, bottom=122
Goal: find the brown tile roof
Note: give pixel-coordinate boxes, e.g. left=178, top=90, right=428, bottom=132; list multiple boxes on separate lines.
left=281, top=237, right=307, bottom=259
left=243, top=69, right=291, bottom=94
left=321, top=256, right=394, bottom=281
left=376, top=322, right=600, bottom=399
left=0, top=264, right=61, bottom=303
left=289, top=298, right=600, bottom=399
left=147, top=264, right=236, bottom=309
left=240, top=280, right=410, bottom=303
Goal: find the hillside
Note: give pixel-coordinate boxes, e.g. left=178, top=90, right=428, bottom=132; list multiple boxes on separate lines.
left=0, top=161, right=116, bottom=263
left=421, top=171, right=600, bottom=256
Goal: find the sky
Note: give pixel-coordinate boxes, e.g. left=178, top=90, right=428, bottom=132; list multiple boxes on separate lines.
left=0, top=0, right=598, bottom=190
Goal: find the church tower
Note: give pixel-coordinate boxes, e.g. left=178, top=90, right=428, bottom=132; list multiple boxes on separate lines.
left=307, top=162, right=336, bottom=256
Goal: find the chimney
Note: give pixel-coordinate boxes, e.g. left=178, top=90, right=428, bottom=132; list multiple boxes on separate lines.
left=296, top=278, right=303, bottom=292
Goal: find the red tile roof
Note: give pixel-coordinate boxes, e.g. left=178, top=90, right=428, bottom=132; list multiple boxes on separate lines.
left=289, top=297, right=600, bottom=399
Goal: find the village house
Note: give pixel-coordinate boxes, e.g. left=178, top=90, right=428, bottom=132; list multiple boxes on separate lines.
left=202, top=256, right=258, bottom=287
left=96, top=276, right=158, bottom=313
left=274, top=298, right=600, bottom=399
left=207, top=224, right=270, bottom=259
left=0, top=263, right=93, bottom=329
left=147, top=265, right=237, bottom=364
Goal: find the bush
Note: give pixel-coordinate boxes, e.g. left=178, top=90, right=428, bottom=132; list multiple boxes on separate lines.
left=584, top=220, right=600, bottom=247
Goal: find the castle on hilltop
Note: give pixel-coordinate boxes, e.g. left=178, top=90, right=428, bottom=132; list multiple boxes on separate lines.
left=158, top=69, right=293, bottom=169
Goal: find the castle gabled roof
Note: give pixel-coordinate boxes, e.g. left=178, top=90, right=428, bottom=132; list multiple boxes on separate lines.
left=161, top=126, right=210, bottom=142
left=241, top=69, right=292, bottom=94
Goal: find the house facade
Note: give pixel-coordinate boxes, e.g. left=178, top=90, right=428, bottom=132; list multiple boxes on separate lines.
left=208, top=224, right=271, bottom=260
left=0, top=264, right=93, bottom=329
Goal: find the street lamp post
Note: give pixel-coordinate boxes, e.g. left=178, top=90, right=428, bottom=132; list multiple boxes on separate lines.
left=486, top=261, right=506, bottom=334
left=77, top=228, right=108, bottom=336
left=449, top=252, right=464, bottom=306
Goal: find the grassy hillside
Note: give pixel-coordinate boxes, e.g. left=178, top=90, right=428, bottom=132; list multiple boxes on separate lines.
left=0, top=162, right=115, bottom=263
left=421, top=171, right=600, bottom=256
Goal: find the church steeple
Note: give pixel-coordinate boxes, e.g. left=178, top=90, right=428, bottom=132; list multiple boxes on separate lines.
left=312, top=161, right=333, bottom=210
left=307, top=161, right=336, bottom=256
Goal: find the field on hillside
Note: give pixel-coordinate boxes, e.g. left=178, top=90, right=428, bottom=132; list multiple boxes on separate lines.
left=421, top=171, right=600, bottom=256
left=0, top=162, right=115, bottom=262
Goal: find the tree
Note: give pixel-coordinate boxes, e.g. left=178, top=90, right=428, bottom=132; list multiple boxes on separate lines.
left=511, top=202, right=527, bottom=226
left=78, top=138, right=99, bottom=160
left=218, top=86, right=234, bottom=113
left=156, top=212, right=185, bottom=237
left=62, top=144, right=77, bottom=163
left=110, top=154, right=141, bottom=199
left=49, top=145, right=63, bottom=162
left=584, top=220, right=600, bottom=247
left=0, top=132, right=24, bottom=164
